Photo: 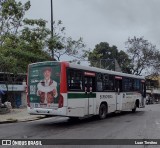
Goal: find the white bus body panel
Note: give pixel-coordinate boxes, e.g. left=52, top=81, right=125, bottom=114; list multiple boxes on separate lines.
left=116, top=93, right=123, bottom=110
left=27, top=106, right=67, bottom=116
left=66, top=92, right=97, bottom=117
left=96, top=92, right=116, bottom=114
left=67, top=98, right=86, bottom=117
left=27, top=92, right=143, bottom=117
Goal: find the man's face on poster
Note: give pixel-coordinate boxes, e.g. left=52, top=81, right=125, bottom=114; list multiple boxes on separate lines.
left=43, top=69, right=51, bottom=80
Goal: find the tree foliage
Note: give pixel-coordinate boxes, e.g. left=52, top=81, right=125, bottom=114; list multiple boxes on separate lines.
left=125, top=36, right=158, bottom=75
left=48, top=20, right=86, bottom=61
left=0, top=0, right=87, bottom=74
left=152, top=51, right=160, bottom=74
left=88, top=42, right=131, bottom=73
left=0, top=0, right=52, bottom=73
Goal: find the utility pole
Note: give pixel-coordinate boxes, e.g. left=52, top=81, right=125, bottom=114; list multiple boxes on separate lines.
left=51, top=0, right=54, bottom=60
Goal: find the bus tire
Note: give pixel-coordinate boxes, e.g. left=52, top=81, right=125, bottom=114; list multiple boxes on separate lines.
left=132, top=103, right=136, bottom=113
left=99, top=103, right=107, bottom=119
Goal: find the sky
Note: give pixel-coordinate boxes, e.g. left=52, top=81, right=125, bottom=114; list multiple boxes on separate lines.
left=21, top=0, right=160, bottom=56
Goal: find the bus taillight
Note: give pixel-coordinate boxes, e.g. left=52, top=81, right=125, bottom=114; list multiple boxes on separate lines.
left=58, top=94, right=64, bottom=108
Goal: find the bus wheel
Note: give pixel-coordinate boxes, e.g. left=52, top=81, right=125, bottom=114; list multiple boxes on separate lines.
left=132, top=103, right=137, bottom=113
left=99, top=103, right=107, bottom=119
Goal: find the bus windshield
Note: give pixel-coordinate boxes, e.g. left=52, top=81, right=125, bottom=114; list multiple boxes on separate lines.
left=28, top=62, right=60, bottom=109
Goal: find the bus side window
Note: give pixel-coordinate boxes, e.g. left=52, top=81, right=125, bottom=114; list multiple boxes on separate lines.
left=103, top=74, right=114, bottom=91
left=115, top=79, right=122, bottom=92
left=96, top=73, right=103, bottom=91
left=134, top=79, right=140, bottom=91
left=84, top=77, right=96, bottom=92
left=90, top=78, right=96, bottom=92
left=67, top=69, right=83, bottom=91
left=123, top=78, right=131, bottom=92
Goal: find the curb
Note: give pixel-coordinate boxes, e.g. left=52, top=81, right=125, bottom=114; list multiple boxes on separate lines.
left=0, top=116, right=47, bottom=124
left=20, top=116, right=47, bottom=122
left=0, top=120, right=18, bottom=124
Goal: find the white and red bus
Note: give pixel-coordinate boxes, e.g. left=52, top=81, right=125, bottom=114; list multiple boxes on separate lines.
left=27, top=61, right=146, bottom=119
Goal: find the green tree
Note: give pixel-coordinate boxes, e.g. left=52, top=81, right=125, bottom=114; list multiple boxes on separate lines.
left=125, top=36, right=158, bottom=75
left=0, top=0, right=87, bottom=72
left=0, top=0, right=53, bottom=105
left=88, top=42, right=131, bottom=73
left=0, top=0, right=51, bottom=73
left=0, top=0, right=87, bottom=106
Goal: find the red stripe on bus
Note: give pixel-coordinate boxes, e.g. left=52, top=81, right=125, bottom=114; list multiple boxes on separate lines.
left=84, top=72, right=95, bottom=76
left=60, top=62, right=69, bottom=93
left=115, top=76, right=122, bottom=80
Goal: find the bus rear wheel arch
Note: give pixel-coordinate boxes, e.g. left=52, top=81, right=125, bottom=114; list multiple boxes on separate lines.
left=99, top=102, right=108, bottom=119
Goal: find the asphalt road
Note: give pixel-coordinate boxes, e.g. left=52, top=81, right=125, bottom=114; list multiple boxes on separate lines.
left=1, top=104, right=160, bottom=148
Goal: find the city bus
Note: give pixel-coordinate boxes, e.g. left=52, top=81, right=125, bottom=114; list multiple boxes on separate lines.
left=27, top=61, right=146, bottom=119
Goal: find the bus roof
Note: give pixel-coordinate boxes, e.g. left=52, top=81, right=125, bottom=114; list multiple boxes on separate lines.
left=29, top=61, right=145, bottom=80
left=68, top=63, right=145, bottom=80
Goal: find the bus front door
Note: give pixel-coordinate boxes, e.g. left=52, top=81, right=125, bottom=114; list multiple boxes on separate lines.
left=115, top=78, right=123, bottom=111
left=84, top=76, right=96, bottom=115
